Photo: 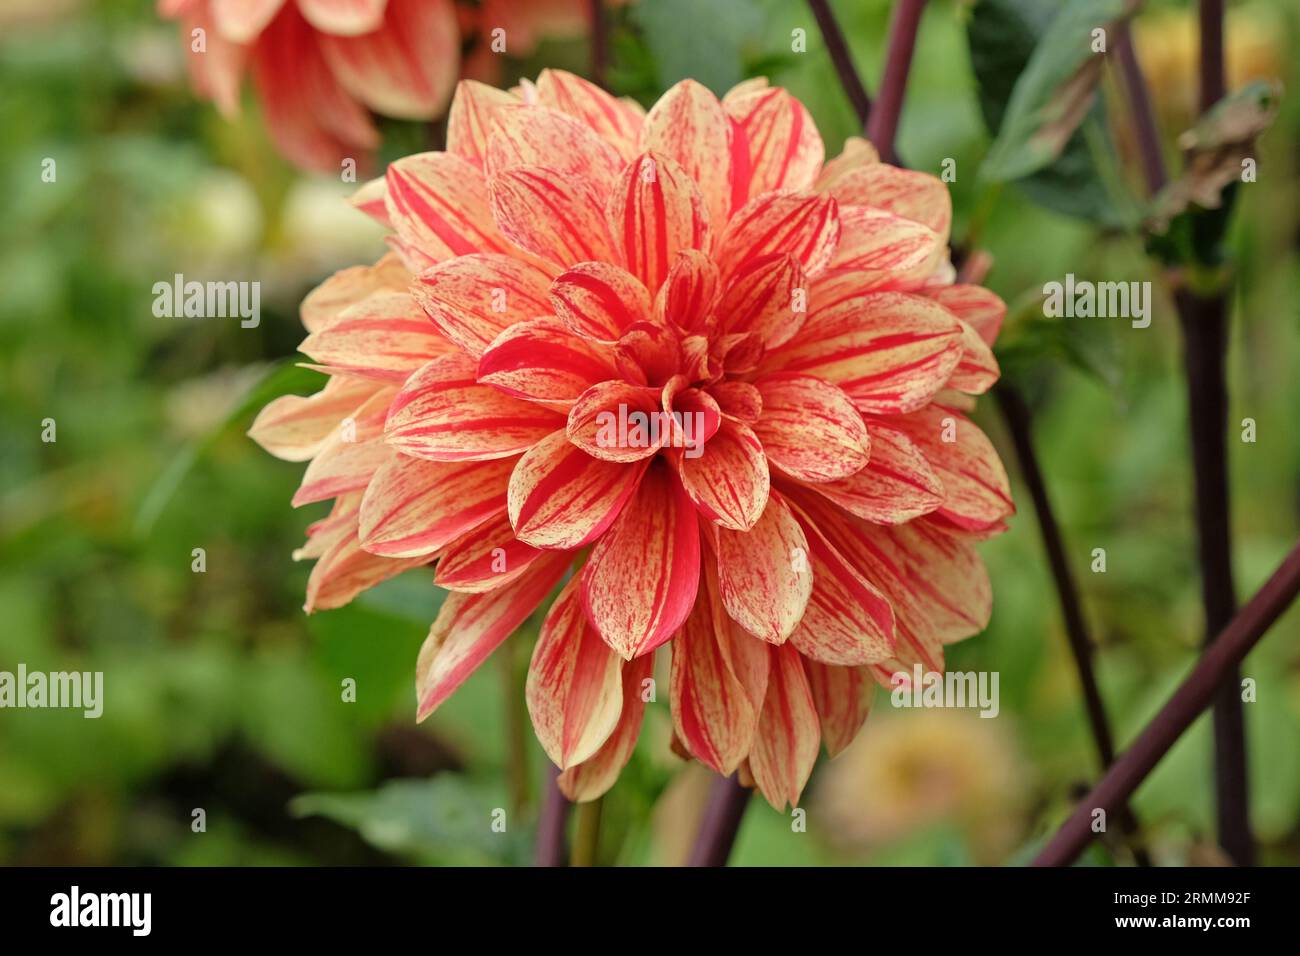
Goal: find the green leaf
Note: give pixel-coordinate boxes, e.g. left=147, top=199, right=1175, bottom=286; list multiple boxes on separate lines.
left=969, top=0, right=1136, bottom=225
left=291, top=777, right=529, bottom=865
left=631, top=0, right=767, bottom=95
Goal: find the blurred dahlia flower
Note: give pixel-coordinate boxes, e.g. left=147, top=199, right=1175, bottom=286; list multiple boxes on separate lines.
left=159, top=0, right=593, bottom=171
left=249, top=71, right=1014, bottom=808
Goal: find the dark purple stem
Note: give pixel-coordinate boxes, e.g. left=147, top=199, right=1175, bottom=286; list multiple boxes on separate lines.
left=1112, top=26, right=1167, bottom=195
left=1198, top=0, right=1225, bottom=113
left=805, top=0, right=873, bottom=130
left=866, top=0, right=926, bottom=163
left=1033, top=540, right=1300, bottom=867
left=589, top=0, right=608, bottom=89
left=534, top=764, right=570, bottom=867
left=686, top=774, right=750, bottom=867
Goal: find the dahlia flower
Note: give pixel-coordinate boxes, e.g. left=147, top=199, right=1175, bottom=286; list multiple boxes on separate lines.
left=249, top=70, right=1014, bottom=809
left=159, top=0, right=592, bottom=172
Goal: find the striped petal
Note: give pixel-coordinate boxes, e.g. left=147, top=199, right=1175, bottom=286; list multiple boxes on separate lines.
left=640, top=79, right=742, bottom=233
left=713, top=492, right=812, bottom=643
left=583, top=461, right=701, bottom=659
left=299, top=292, right=454, bottom=380
left=825, top=206, right=943, bottom=289
left=305, top=530, right=427, bottom=613
left=412, top=253, right=555, bottom=357
left=785, top=496, right=897, bottom=666
left=677, top=419, right=769, bottom=531
left=318, top=0, right=457, bottom=119
left=751, top=374, right=871, bottom=483
left=607, top=152, right=711, bottom=296
left=301, top=254, right=409, bottom=333
left=716, top=192, right=840, bottom=280
left=670, top=556, right=770, bottom=774
left=490, top=165, right=614, bottom=269
left=567, top=380, right=664, bottom=462
left=486, top=105, right=624, bottom=197
left=248, top=375, right=374, bottom=462
left=385, top=152, right=511, bottom=262
left=446, top=79, right=519, bottom=170
left=823, top=163, right=952, bottom=239
left=508, top=429, right=645, bottom=549
left=550, top=261, right=653, bottom=343
left=890, top=406, right=1014, bottom=531
left=815, top=136, right=880, bottom=192
left=292, top=388, right=394, bottom=506
left=946, top=319, right=1000, bottom=395
left=536, top=68, right=643, bottom=161
left=385, top=354, right=562, bottom=461
left=557, top=653, right=654, bottom=801
left=717, top=252, right=807, bottom=348
left=358, top=454, right=512, bottom=557
left=724, top=86, right=824, bottom=195
left=763, top=292, right=963, bottom=416
left=433, top=512, right=544, bottom=593
left=709, top=381, right=763, bottom=422
left=527, top=578, right=625, bottom=769
left=747, top=642, right=820, bottom=811
left=807, top=423, right=944, bottom=524
left=926, top=284, right=1006, bottom=346
left=654, top=249, right=719, bottom=336
left=416, top=550, right=571, bottom=720
left=477, top=319, right=617, bottom=406
left=803, top=661, right=873, bottom=758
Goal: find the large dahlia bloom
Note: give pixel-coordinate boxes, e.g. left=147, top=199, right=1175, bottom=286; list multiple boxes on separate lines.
left=159, top=0, right=591, bottom=171
left=250, top=71, right=1014, bottom=809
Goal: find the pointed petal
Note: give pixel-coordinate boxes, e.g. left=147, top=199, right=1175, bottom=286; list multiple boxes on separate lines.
left=490, top=165, right=614, bottom=268
left=416, top=550, right=571, bottom=720
left=446, top=79, right=519, bottom=169
left=677, top=419, right=770, bottom=531
left=248, top=375, right=374, bottom=462
left=477, top=319, right=617, bottom=406
left=763, top=291, right=963, bottom=415
left=486, top=104, right=624, bottom=196
left=536, top=68, right=643, bottom=161
left=716, top=192, right=840, bottom=280
left=434, top=512, right=544, bottom=592
left=814, top=136, right=880, bottom=192
left=549, top=261, right=653, bottom=343
left=292, top=388, right=394, bottom=506
left=670, top=557, right=770, bottom=774
left=890, top=406, right=1014, bottom=531
left=747, top=642, right=820, bottom=810
left=654, top=249, right=719, bottom=336
left=305, top=530, right=427, bottom=613
left=724, top=86, right=825, bottom=195
left=583, top=461, right=700, bottom=659
left=823, top=163, right=952, bottom=239
left=508, top=429, right=646, bottom=549
left=713, top=492, right=812, bottom=643
left=607, top=152, right=712, bottom=296
left=945, top=318, right=1001, bottom=394
left=825, top=206, right=943, bottom=289
left=299, top=291, right=454, bottom=380
left=384, top=353, right=563, bottom=461
left=641, top=79, right=742, bottom=232
left=751, top=373, right=871, bottom=482
left=412, top=253, right=555, bottom=357
left=926, top=284, right=1006, bottom=346
left=803, top=661, right=873, bottom=758
left=557, top=653, right=654, bottom=801
left=301, top=254, right=409, bottom=333
left=717, top=252, right=808, bottom=348
left=359, top=454, right=513, bottom=557
left=527, top=578, right=625, bottom=768
left=385, top=152, right=511, bottom=262
left=807, top=423, right=944, bottom=523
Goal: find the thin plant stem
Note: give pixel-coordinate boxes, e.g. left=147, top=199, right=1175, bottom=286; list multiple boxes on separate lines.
left=534, top=764, right=570, bottom=867
left=589, top=0, right=608, bottom=89
left=1032, top=540, right=1300, bottom=866
left=1198, top=0, right=1225, bottom=113
left=500, top=634, right=531, bottom=814
left=866, top=0, right=926, bottom=163
left=805, top=0, right=873, bottom=130
left=687, top=774, right=750, bottom=867
left=571, top=797, right=603, bottom=867
left=1111, top=26, right=1167, bottom=195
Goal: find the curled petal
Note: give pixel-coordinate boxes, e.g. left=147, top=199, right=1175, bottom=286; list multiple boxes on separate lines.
left=358, top=454, right=513, bottom=557
left=807, top=424, right=944, bottom=524
left=292, top=387, right=394, bottom=506
left=654, top=249, right=719, bottom=336
left=583, top=461, right=701, bottom=659
left=751, top=374, right=871, bottom=483
left=508, top=429, right=646, bottom=549
left=435, top=512, right=544, bottom=593
left=567, top=380, right=664, bottom=462
left=747, top=642, right=820, bottom=811
left=385, top=354, right=563, bottom=461
left=550, top=261, right=653, bottom=343
left=305, top=533, right=427, bottom=613
left=557, top=653, right=654, bottom=801
left=717, top=252, right=808, bottom=348
left=607, top=152, right=711, bottom=296
left=709, top=381, right=762, bottom=422
left=677, top=419, right=769, bottom=531
left=416, top=550, right=571, bottom=720
left=716, top=192, right=840, bottom=280
left=713, top=492, right=812, bottom=642
left=412, top=253, right=555, bottom=358
left=478, top=319, right=617, bottom=407
left=527, top=578, right=625, bottom=769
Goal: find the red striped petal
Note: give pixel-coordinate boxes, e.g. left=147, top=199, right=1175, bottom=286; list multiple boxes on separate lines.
left=385, top=152, right=511, bottom=262
left=641, top=79, right=742, bottom=233
left=653, top=249, right=720, bottom=336
left=678, top=418, right=770, bottom=531
left=299, top=292, right=455, bottom=380
left=716, top=192, right=840, bottom=280
left=583, top=460, right=701, bottom=659
left=824, top=163, right=952, bottom=238
left=477, top=319, right=617, bottom=407
left=825, top=206, right=943, bottom=289
left=556, top=653, right=654, bottom=801
left=301, top=254, right=409, bottom=333
left=446, top=79, right=519, bottom=170
left=926, top=284, right=1006, bottom=346
left=717, top=252, right=808, bottom=348
left=803, top=660, right=873, bottom=757
left=806, top=423, right=944, bottom=524
left=567, top=380, right=665, bottom=462
left=724, top=86, right=825, bottom=195
left=415, top=550, right=571, bottom=720
left=607, top=152, right=711, bottom=296
left=486, top=104, right=624, bottom=197
left=945, top=318, right=1001, bottom=394
left=434, top=511, right=544, bottom=593
left=490, top=165, right=614, bottom=269
left=751, top=373, right=871, bottom=483
left=713, top=492, right=812, bottom=642
left=508, top=429, right=646, bottom=550
left=747, top=642, right=820, bottom=810
left=549, top=261, right=653, bottom=343
left=527, top=577, right=625, bottom=768
left=536, top=68, right=644, bottom=162
left=412, top=253, right=555, bottom=358
left=358, top=454, right=513, bottom=557
left=248, top=374, right=375, bottom=462
left=385, top=354, right=563, bottom=461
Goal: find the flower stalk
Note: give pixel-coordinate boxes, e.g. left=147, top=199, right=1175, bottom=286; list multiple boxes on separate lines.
left=805, top=0, right=873, bottom=130
left=866, top=0, right=926, bottom=163
left=571, top=796, right=604, bottom=867
left=535, top=765, right=570, bottom=867
left=687, top=774, right=751, bottom=867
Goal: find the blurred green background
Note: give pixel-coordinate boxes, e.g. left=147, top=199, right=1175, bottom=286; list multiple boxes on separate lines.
left=1, top=0, right=1297, bottom=866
